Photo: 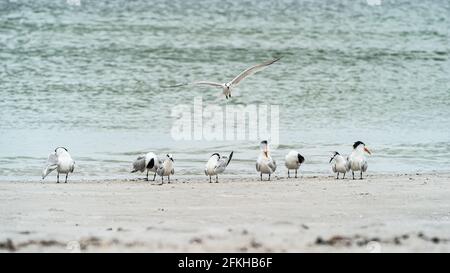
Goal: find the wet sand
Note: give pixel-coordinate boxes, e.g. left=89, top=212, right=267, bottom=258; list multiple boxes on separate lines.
left=1, top=173, right=449, bottom=252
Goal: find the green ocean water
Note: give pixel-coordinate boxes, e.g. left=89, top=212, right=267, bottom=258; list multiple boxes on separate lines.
left=0, top=0, right=449, bottom=180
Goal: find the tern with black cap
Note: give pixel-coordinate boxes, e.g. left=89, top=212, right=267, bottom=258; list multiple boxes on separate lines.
left=347, top=141, right=372, bottom=180
left=204, top=151, right=234, bottom=183
left=42, top=147, right=75, bottom=183
left=256, top=140, right=277, bottom=181
left=285, top=150, right=305, bottom=178
left=329, top=151, right=349, bottom=179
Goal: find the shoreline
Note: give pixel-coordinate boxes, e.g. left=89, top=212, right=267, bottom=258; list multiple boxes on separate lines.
left=2, top=170, right=450, bottom=183
left=1, top=172, right=449, bottom=252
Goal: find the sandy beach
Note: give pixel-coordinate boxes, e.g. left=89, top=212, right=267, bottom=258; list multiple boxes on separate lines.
left=1, top=172, right=449, bottom=253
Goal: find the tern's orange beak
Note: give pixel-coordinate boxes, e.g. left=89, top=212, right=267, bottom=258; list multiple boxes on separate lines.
left=364, top=147, right=372, bottom=155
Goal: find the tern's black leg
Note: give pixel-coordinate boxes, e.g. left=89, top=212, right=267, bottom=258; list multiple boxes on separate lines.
left=153, top=173, right=156, bottom=181
left=360, top=171, right=363, bottom=180
left=146, top=170, right=149, bottom=181
left=343, top=173, right=346, bottom=179
left=65, top=174, right=68, bottom=183
left=268, top=173, right=271, bottom=181
left=57, top=173, right=59, bottom=183
left=336, top=173, right=339, bottom=179
left=168, top=176, right=170, bottom=184
left=288, top=170, right=290, bottom=178
left=352, top=171, right=355, bottom=180
left=260, top=173, right=262, bottom=181
left=295, top=169, right=298, bottom=178
left=209, top=176, right=212, bottom=183
left=216, top=175, right=218, bottom=183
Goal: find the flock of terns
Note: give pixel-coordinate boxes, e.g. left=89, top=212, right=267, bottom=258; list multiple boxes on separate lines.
left=41, top=58, right=372, bottom=183
left=41, top=141, right=372, bottom=184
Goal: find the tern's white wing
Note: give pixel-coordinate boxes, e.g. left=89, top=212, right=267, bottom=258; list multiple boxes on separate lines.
left=214, top=152, right=233, bottom=174
left=70, top=161, right=75, bottom=173
left=164, top=81, right=223, bottom=88
left=166, top=81, right=223, bottom=88
left=362, top=159, right=368, bottom=172
left=214, top=159, right=227, bottom=174
left=229, top=57, right=280, bottom=86
left=192, top=81, right=223, bottom=88
left=47, top=153, right=58, bottom=165
left=42, top=153, right=58, bottom=179
left=268, top=158, right=277, bottom=172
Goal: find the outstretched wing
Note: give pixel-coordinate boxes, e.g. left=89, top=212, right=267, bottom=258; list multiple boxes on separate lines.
left=131, top=156, right=146, bottom=173
left=42, top=153, right=58, bottom=179
left=214, top=153, right=232, bottom=174
left=229, top=57, right=280, bottom=86
left=47, top=153, right=58, bottom=165
left=162, top=81, right=223, bottom=89
left=192, top=81, right=223, bottom=88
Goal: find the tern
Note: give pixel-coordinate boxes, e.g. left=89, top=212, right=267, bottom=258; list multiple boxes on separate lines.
left=42, top=147, right=75, bottom=183
left=156, top=154, right=174, bottom=184
left=329, top=151, right=349, bottom=179
left=284, top=150, right=305, bottom=178
left=204, top=151, right=233, bottom=183
left=256, top=140, right=277, bottom=181
left=347, top=141, right=372, bottom=180
left=131, top=152, right=161, bottom=181
left=171, top=58, right=280, bottom=99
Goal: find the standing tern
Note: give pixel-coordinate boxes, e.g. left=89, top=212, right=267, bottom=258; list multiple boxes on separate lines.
left=131, top=152, right=161, bottom=181
left=156, top=154, right=174, bottom=184
left=204, top=151, right=233, bottom=183
left=171, top=58, right=280, bottom=99
left=256, top=140, right=277, bottom=181
left=284, top=150, right=305, bottom=178
left=329, top=151, right=349, bottom=179
left=42, top=147, right=75, bottom=183
left=347, top=141, right=372, bottom=180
